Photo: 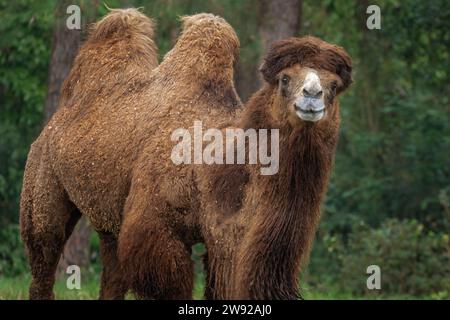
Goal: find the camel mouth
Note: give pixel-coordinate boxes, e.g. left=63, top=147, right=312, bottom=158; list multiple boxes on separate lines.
left=294, top=104, right=325, bottom=122
left=299, top=107, right=325, bottom=114
left=295, top=108, right=325, bottom=122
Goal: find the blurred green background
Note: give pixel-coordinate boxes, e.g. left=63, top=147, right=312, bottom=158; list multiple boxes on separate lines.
left=0, top=0, right=449, bottom=299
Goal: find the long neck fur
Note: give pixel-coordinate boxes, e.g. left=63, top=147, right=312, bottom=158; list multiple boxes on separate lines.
left=234, top=85, right=340, bottom=299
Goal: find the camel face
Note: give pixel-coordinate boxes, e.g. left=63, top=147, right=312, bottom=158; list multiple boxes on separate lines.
left=277, top=65, right=342, bottom=124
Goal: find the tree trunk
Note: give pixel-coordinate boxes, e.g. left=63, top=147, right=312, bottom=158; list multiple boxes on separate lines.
left=236, top=0, right=302, bottom=101
left=44, top=0, right=82, bottom=124
left=58, top=217, right=92, bottom=273
left=43, top=0, right=97, bottom=275
left=354, top=0, right=380, bottom=132
left=259, top=0, right=302, bottom=53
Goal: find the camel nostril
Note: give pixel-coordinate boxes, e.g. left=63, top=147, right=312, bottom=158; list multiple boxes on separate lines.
left=303, top=88, right=323, bottom=98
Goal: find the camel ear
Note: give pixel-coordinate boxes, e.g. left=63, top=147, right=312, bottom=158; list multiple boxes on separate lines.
left=260, top=36, right=352, bottom=92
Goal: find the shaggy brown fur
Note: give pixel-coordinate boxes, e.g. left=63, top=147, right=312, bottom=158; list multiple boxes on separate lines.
left=197, top=36, right=352, bottom=299
left=20, top=8, right=160, bottom=300
left=60, top=8, right=158, bottom=109
left=260, top=36, right=352, bottom=92
left=21, top=9, right=351, bottom=300
left=20, top=9, right=241, bottom=299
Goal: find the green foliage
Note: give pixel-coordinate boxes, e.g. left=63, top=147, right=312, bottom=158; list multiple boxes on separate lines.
left=299, top=0, right=450, bottom=236
left=0, top=224, right=27, bottom=277
left=306, top=218, right=450, bottom=298
left=0, top=0, right=54, bottom=223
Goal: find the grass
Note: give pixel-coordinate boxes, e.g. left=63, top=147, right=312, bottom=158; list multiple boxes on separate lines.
left=0, top=274, right=105, bottom=300
left=0, top=273, right=428, bottom=300
left=0, top=275, right=96, bottom=300
left=0, top=273, right=207, bottom=300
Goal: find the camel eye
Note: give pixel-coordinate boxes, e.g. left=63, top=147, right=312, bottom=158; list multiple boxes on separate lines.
left=281, top=75, right=290, bottom=86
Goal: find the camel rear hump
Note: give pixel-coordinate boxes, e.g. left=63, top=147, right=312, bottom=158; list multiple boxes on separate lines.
left=59, top=8, right=158, bottom=108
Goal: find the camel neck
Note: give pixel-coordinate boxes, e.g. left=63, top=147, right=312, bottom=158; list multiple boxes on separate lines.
left=233, top=85, right=338, bottom=299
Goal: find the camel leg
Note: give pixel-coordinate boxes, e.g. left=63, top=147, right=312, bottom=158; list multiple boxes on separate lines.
left=118, top=197, right=193, bottom=299
left=203, top=252, right=216, bottom=300
left=202, top=246, right=234, bottom=300
left=21, top=170, right=81, bottom=300
left=99, top=232, right=128, bottom=299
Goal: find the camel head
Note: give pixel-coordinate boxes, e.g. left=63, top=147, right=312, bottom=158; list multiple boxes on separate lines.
left=260, top=36, right=352, bottom=125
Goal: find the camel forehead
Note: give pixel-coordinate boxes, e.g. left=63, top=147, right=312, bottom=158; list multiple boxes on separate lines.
left=281, top=65, right=321, bottom=85
left=282, top=64, right=339, bottom=85
left=283, top=65, right=316, bottom=77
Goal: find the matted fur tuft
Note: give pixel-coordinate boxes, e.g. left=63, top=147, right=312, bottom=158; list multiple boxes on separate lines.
left=59, top=8, right=158, bottom=109
left=162, top=13, right=239, bottom=74
left=180, top=13, right=222, bottom=30
left=260, top=36, right=352, bottom=92
left=176, top=13, right=239, bottom=61
left=89, top=8, right=155, bottom=42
